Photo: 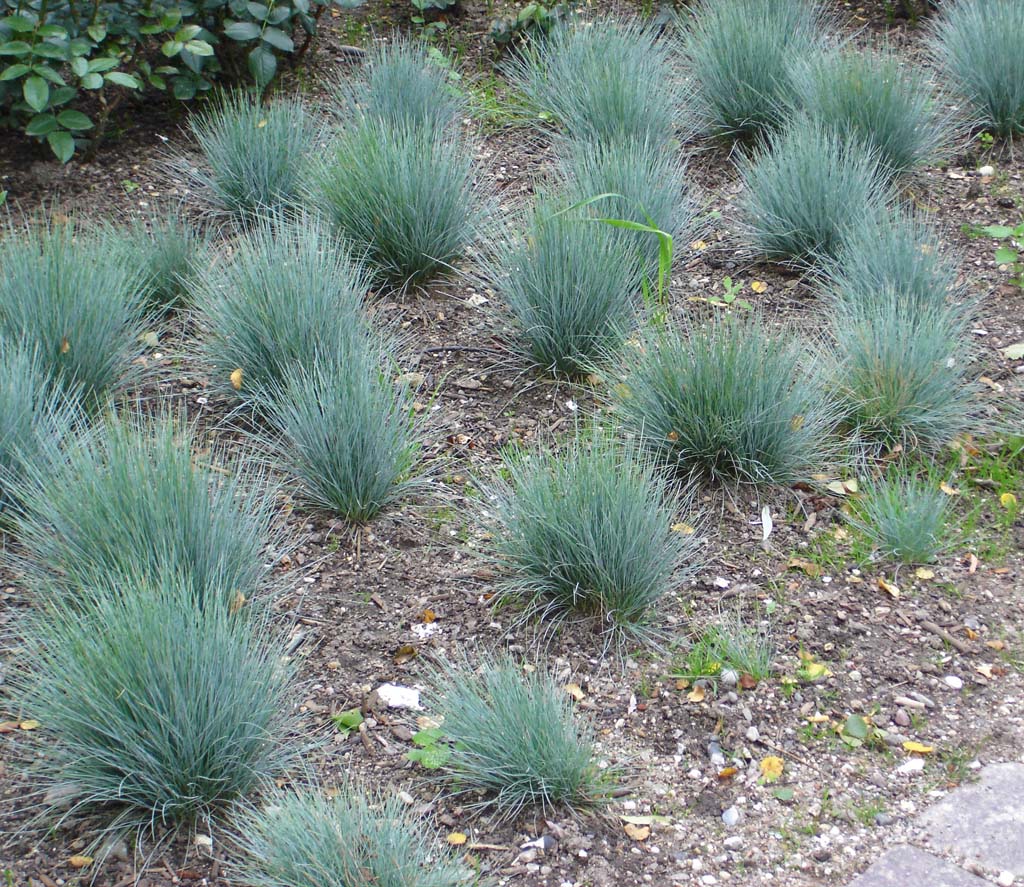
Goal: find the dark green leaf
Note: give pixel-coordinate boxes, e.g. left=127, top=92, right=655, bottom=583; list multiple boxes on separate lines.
left=0, top=63, right=29, bottom=80
left=0, top=41, right=32, bottom=56
left=260, top=27, right=293, bottom=52
left=25, top=112, right=57, bottom=135
left=3, top=15, right=35, bottom=33
left=32, top=65, right=66, bottom=86
left=223, top=20, right=262, bottom=40
left=23, top=74, right=48, bottom=112
left=37, top=25, right=67, bottom=39
left=80, top=72, right=103, bottom=89
left=57, top=109, right=93, bottom=130
left=171, top=76, right=196, bottom=99
left=246, top=2, right=270, bottom=19
left=247, top=44, right=276, bottom=85
left=104, top=71, right=141, bottom=89
left=86, top=24, right=107, bottom=42
left=162, top=39, right=184, bottom=57
left=47, top=130, right=74, bottom=163
left=184, top=39, right=214, bottom=56
left=86, top=57, right=120, bottom=73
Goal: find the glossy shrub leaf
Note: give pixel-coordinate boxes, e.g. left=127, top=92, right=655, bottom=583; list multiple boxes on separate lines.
left=247, top=44, right=276, bottom=85
left=224, top=20, right=262, bottom=40
left=260, top=26, right=293, bottom=52
left=47, top=130, right=74, bottom=163
left=0, top=63, right=30, bottom=80
left=57, top=109, right=92, bottom=130
left=23, top=75, right=48, bottom=111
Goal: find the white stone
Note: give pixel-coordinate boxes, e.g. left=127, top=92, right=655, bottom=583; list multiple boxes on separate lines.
left=944, top=675, right=964, bottom=690
left=722, top=806, right=741, bottom=827
left=896, top=758, right=926, bottom=775
left=980, top=165, right=995, bottom=176
left=997, top=872, right=1014, bottom=886
left=375, top=683, right=422, bottom=710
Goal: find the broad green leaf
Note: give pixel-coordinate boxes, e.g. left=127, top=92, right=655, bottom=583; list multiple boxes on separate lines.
left=161, top=39, right=184, bottom=57
left=247, top=44, right=276, bottom=85
left=37, top=24, right=67, bottom=38
left=86, top=57, right=120, bottom=73
left=184, top=39, right=214, bottom=56
left=261, top=27, right=293, bottom=52
left=0, top=41, right=32, bottom=56
left=412, top=727, right=444, bottom=747
left=981, top=225, right=1015, bottom=239
left=23, top=74, right=48, bottom=112
left=104, top=71, right=141, bottom=89
left=47, top=130, right=74, bottom=163
left=86, top=24, right=107, bottom=42
left=0, top=63, right=30, bottom=80
left=32, top=64, right=66, bottom=86
left=843, top=714, right=869, bottom=740
left=330, top=708, right=364, bottom=734
left=25, top=112, right=57, bottom=135
left=3, top=15, right=36, bottom=32
left=223, top=20, right=262, bottom=40
left=79, top=72, right=103, bottom=89
left=57, top=109, right=93, bottom=130
left=995, top=246, right=1019, bottom=265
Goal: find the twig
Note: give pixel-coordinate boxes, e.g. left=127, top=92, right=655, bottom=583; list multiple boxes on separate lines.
left=468, top=842, right=512, bottom=851
left=920, top=620, right=971, bottom=654
left=422, top=346, right=506, bottom=357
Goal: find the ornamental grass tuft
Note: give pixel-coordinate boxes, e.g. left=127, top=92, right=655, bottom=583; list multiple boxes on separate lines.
left=611, top=314, right=834, bottom=486
left=234, top=787, right=470, bottom=887
left=16, top=574, right=295, bottom=831
left=425, top=655, right=614, bottom=818
left=738, top=116, right=891, bottom=266
left=492, top=196, right=642, bottom=377
left=930, top=0, right=1024, bottom=139
left=680, top=0, right=826, bottom=143
left=484, top=430, right=701, bottom=646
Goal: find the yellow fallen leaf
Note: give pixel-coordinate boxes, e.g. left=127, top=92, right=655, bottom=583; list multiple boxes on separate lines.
left=671, top=522, right=695, bottom=535
left=229, top=590, right=246, bottom=615
left=687, top=685, right=706, bottom=703
left=60, top=336, right=70, bottom=354
left=915, top=568, right=935, bottom=580
left=979, top=376, right=1004, bottom=392
left=446, top=832, right=467, bottom=846
left=759, top=755, right=785, bottom=782
left=750, top=280, right=767, bottom=294
left=940, top=482, right=960, bottom=496
left=834, top=527, right=849, bottom=541
left=564, top=683, right=585, bottom=702
left=691, top=240, right=708, bottom=251
left=675, top=678, right=690, bottom=690
left=966, top=627, right=979, bottom=640
left=257, top=119, right=268, bottom=128
left=826, top=480, right=847, bottom=495
left=843, top=478, right=859, bottom=493
left=878, top=577, right=900, bottom=599
left=69, top=856, right=93, bottom=868
left=787, top=558, right=821, bottom=578
left=1001, top=492, right=1018, bottom=510
left=624, top=822, right=650, bottom=841
left=666, top=430, right=679, bottom=441
left=19, top=719, right=40, bottom=730
left=976, top=663, right=995, bottom=679
left=807, top=714, right=831, bottom=724
left=718, top=766, right=738, bottom=780
left=986, top=640, right=1006, bottom=651
left=230, top=368, right=244, bottom=391
left=902, top=741, right=934, bottom=755
left=790, top=414, right=805, bottom=431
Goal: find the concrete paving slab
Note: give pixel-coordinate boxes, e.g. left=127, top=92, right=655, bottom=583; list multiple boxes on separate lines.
left=921, top=762, right=1024, bottom=876
left=848, top=846, right=989, bottom=887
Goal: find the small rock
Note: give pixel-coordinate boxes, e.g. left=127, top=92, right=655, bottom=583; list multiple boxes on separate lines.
left=812, top=848, right=832, bottom=862
left=745, top=726, right=760, bottom=742
left=99, top=837, right=129, bottom=862
left=375, top=683, right=422, bottom=710
left=849, top=670, right=862, bottom=682
left=398, top=790, right=415, bottom=805
left=997, top=872, right=1014, bottom=886
left=395, top=372, right=425, bottom=388
left=455, top=376, right=482, bottom=390
left=724, top=836, right=744, bottom=851
left=195, top=834, right=213, bottom=851
left=894, top=708, right=911, bottom=728
left=943, top=675, right=963, bottom=690
left=979, top=164, right=995, bottom=176
left=874, top=813, right=894, bottom=827
left=720, top=669, right=738, bottom=688
left=897, top=758, right=926, bottom=775
left=722, top=806, right=740, bottom=827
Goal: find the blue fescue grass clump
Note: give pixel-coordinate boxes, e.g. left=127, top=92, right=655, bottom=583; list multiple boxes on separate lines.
left=828, top=289, right=979, bottom=454
left=484, top=430, right=701, bottom=646
left=189, top=91, right=319, bottom=221
left=259, top=347, right=423, bottom=523
left=492, top=196, right=642, bottom=377
left=337, top=36, right=464, bottom=133
left=0, top=345, right=80, bottom=522
left=12, top=412, right=277, bottom=605
left=234, top=788, right=470, bottom=887
left=820, top=208, right=962, bottom=313
left=680, top=0, right=826, bottom=143
left=504, top=18, right=681, bottom=147
left=116, top=209, right=206, bottom=310
left=791, top=46, right=950, bottom=180
left=197, top=212, right=368, bottom=401
left=846, top=470, right=952, bottom=564
left=312, top=116, right=482, bottom=286
left=556, top=136, right=699, bottom=275
left=425, top=655, right=613, bottom=818
left=611, top=315, right=834, bottom=486
left=930, top=0, right=1024, bottom=139
left=738, top=116, right=892, bottom=266
left=16, top=574, right=295, bottom=832
left=0, top=218, right=149, bottom=407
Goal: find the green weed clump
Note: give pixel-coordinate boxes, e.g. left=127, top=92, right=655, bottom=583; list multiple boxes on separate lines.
left=197, top=212, right=367, bottom=401
left=426, top=655, right=613, bottom=818
left=493, top=197, right=642, bottom=377
left=260, top=348, right=422, bottom=523
left=189, top=91, right=318, bottom=221
left=485, top=431, right=701, bottom=646
left=557, top=136, right=698, bottom=274
left=338, top=36, right=463, bottom=133
left=738, top=116, right=891, bottom=266
left=13, top=413, right=276, bottom=605
left=680, top=0, right=825, bottom=143
left=0, top=345, right=79, bottom=521
left=829, top=290, right=978, bottom=454
left=821, top=208, right=962, bottom=313
left=17, top=576, right=294, bottom=831
left=504, top=18, right=680, bottom=147
left=679, top=612, right=774, bottom=682
left=0, top=218, right=149, bottom=406
left=930, top=0, right=1024, bottom=138
left=612, top=315, right=833, bottom=486
left=312, top=116, right=482, bottom=285
left=792, top=46, right=949, bottom=180
left=115, top=209, right=206, bottom=310
left=846, top=470, right=952, bottom=564
left=235, top=788, right=469, bottom=887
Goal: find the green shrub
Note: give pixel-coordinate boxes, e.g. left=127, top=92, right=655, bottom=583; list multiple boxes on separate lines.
left=791, top=46, right=949, bottom=180
left=828, top=289, right=978, bottom=454
left=820, top=208, right=961, bottom=312
left=234, top=787, right=470, bottom=887
left=189, top=91, right=319, bottom=221
left=0, top=0, right=359, bottom=162
left=846, top=470, right=951, bottom=564
left=111, top=208, right=205, bottom=310
left=738, top=116, right=891, bottom=266
left=0, top=344, right=79, bottom=522
left=484, top=430, right=700, bottom=646
left=612, top=315, right=833, bottom=486
left=680, top=0, right=825, bottom=143
left=13, top=412, right=277, bottom=605
left=425, top=655, right=613, bottom=817
left=336, top=36, right=463, bottom=132
left=312, top=116, right=482, bottom=285
left=0, top=217, right=149, bottom=407
left=16, top=574, right=295, bottom=831
left=930, top=0, right=1024, bottom=138
left=557, top=136, right=698, bottom=275
left=197, top=211, right=367, bottom=401
left=260, top=348, right=422, bottom=523
left=504, top=18, right=680, bottom=147
left=493, top=197, right=642, bottom=377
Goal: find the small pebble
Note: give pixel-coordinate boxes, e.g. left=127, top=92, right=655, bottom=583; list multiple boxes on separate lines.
left=979, top=165, right=995, bottom=176
left=720, top=669, right=738, bottom=688
left=894, top=708, right=911, bottom=728
left=997, top=872, right=1014, bottom=886
left=874, top=813, right=894, bottom=827
left=944, top=675, right=964, bottom=690
left=812, top=848, right=832, bottom=862
left=722, top=806, right=740, bottom=827
left=745, top=726, right=760, bottom=742
left=724, top=836, right=744, bottom=851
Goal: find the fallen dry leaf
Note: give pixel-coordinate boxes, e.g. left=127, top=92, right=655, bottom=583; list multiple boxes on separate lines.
left=1001, top=492, right=1018, bottom=510
left=739, top=673, right=758, bottom=690
left=976, top=663, right=995, bottom=679
left=787, top=558, right=822, bottom=578
left=446, top=832, right=467, bottom=846
left=902, top=741, right=934, bottom=755
left=19, top=719, right=40, bottom=731
left=68, top=856, right=93, bottom=868
left=60, top=336, right=70, bottom=354
left=671, top=522, right=695, bottom=535
left=229, top=591, right=246, bottom=615
left=986, top=640, right=1006, bottom=652
left=759, top=755, right=785, bottom=782
left=564, top=683, right=585, bottom=702
left=915, top=567, right=935, bottom=580
left=422, top=609, right=437, bottom=624
left=877, top=577, right=900, bottom=599
left=717, top=766, right=738, bottom=780
left=394, top=644, right=417, bottom=665
left=750, top=280, right=768, bottom=294
left=623, top=822, right=650, bottom=841
left=940, top=482, right=960, bottom=496
left=966, top=627, right=980, bottom=640
left=0, top=721, right=20, bottom=733
left=230, top=368, right=243, bottom=391
left=687, top=685, right=706, bottom=703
